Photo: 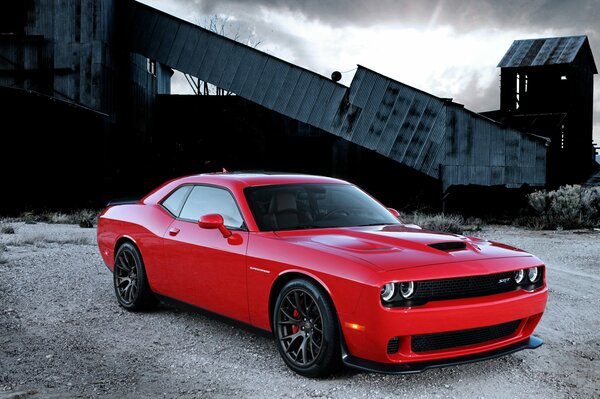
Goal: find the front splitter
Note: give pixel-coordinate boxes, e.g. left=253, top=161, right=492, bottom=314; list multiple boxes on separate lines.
left=342, top=336, right=543, bottom=374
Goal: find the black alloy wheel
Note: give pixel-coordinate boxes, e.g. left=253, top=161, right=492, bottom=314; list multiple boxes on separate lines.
left=113, top=242, right=156, bottom=311
left=274, top=279, right=341, bottom=377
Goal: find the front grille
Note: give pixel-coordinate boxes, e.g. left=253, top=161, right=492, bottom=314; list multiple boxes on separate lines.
left=386, top=270, right=528, bottom=307
left=387, top=337, right=400, bottom=354
left=415, top=271, right=517, bottom=301
left=411, top=320, right=521, bottom=353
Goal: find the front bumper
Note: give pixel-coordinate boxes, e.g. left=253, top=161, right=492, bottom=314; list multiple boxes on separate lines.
left=338, top=256, right=548, bottom=365
left=342, top=335, right=543, bottom=374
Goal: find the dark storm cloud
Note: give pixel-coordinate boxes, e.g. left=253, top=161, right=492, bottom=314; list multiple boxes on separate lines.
left=179, top=0, right=600, bottom=82
left=183, top=0, right=600, bottom=32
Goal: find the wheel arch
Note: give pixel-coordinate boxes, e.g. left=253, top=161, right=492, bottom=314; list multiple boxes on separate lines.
left=114, top=235, right=138, bottom=258
left=268, top=270, right=336, bottom=333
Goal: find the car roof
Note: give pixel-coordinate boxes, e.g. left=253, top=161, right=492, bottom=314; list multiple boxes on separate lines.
left=141, top=172, right=351, bottom=210
left=181, top=172, right=349, bottom=187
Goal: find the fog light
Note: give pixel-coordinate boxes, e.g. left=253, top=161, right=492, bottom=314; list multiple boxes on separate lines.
left=400, top=281, right=415, bottom=299
left=514, top=269, right=525, bottom=284
left=527, top=267, right=540, bottom=283
left=380, top=283, right=395, bottom=302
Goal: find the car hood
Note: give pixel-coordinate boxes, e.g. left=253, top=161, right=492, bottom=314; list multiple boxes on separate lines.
left=273, top=224, right=532, bottom=271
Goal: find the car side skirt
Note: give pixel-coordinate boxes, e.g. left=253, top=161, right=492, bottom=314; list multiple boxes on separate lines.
left=154, top=294, right=273, bottom=338
left=341, top=335, right=543, bottom=374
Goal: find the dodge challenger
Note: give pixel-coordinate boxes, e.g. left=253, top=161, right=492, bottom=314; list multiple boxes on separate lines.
left=97, top=173, right=547, bottom=377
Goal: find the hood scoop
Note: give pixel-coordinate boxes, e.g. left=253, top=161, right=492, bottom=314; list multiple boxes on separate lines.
left=428, top=241, right=467, bottom=251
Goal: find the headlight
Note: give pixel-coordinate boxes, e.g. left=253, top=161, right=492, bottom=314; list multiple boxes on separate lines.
left=527, top=267, right=540, bottom=283
left=399, top=281, right=415, bottom=299
left=380, top=283, right=395, bottom=302
left=514, top=269, right=525, bottom=284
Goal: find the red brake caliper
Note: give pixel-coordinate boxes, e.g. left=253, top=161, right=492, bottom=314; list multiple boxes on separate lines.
left=292, top=309, right=300, bottom=333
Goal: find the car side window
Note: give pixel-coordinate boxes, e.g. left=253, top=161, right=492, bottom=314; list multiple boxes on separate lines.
left=162, top=185, right=192, bottom=217
left=179, top=186, right=244, bottom=229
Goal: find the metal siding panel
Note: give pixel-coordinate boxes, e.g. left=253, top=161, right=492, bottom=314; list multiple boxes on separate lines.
left=490, top=129, right=506, bottom=166
left=240, top=53, right=268, bottom=102
left=402, top=94, right=434, bottom=168
left=252, top=58, right=280, bottom=105
left=441, top=165, right=457, bottom=191
left=166, top=23, right=193, bottom=66
left=145, top=14, right=171, bottom=59
left=520, top=137, right=535, bottom=174
left=535, top=142, right=546, bottom=179
left=207, top=39, right=235, bottom=88
left=348, top=68, right=378, bottom=110
left=351, top=74, right=389, bottom=146
left=473, top=166, right=491, bottom=186
left=389, top=90, right=428, bottom=163
left=195, top=33, right=224, bottom=82
left=131, top=7, right=158, bottom=51
left=377, top=84, right=415, bottom=156
left=337, top=101, right=362, bottom=141
left=218, top=45, right=245, bottom=94
left=296, top=78, right=324, bottom=123
left=307, top=81, right=336, bottom=127
left=412, top=99, right=445, bottom=172
left=362, top=80, right=401, bottom=151
left=506, top=166, right=521, bottom=185
left=228, top=49, right=255, bottom=96
left=273, top=66, right=301, bottom=115
left=347, top=67, right=368, bottom=105
left=423, top=111, right=447, bottom=176
left=319, top=86, right=346, bottom=131
left=260, top=60, right=289, bottom=109
left=505, top=131, right=521, bottom=184
left=175, top=29, right=208, bottom=74
left=284, top=71, right=313, bottom=119
left=457, top=166, right=470, bottom=186
left=154, top=19, right=180, bottom=64
left=457, top=109, right=474, bottom=167
left=471, top=118, right=490, bottom=166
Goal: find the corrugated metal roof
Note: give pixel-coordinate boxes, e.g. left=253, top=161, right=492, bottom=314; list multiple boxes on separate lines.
left=498, top=35, right=597, bottom=73
left=127, top=1, right=547, bottom=190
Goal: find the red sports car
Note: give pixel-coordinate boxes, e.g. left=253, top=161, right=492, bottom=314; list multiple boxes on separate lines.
left=97, top=173, right=547, bottom=377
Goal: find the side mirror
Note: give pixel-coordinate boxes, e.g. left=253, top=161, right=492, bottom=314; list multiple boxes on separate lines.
left=198, top=214, right=244, bottom=245
left=199, top=214, right=231, bottom=238
left=387, top=207, right=401, bottom=218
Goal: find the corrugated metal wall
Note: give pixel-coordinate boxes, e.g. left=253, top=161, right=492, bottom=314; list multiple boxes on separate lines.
left=0, top=0, right=171, bottom=125
left=127, top=1, right=547, bottom=190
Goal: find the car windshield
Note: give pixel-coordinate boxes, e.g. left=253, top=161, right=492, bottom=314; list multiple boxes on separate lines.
left=244, top=183, right=401, bottom=231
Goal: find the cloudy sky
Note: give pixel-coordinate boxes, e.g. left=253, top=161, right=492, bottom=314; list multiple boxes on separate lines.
left=139, top=0, right=600, bottom=144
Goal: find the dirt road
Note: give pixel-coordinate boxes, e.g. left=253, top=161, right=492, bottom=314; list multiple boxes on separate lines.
left=0, top=223, right=598, bottom=398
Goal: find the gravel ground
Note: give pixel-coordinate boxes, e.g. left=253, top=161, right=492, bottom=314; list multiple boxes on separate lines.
left=0, top=223, right=598, bottom=398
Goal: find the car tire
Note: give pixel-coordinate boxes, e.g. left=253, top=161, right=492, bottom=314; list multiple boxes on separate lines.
left=273, top=278, right=342, bottom=377
left=113, top=242, right=157, bottom=311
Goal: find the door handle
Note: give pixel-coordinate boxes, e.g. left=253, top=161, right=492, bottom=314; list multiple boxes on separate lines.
left=168, top=227, right=180, bottom=236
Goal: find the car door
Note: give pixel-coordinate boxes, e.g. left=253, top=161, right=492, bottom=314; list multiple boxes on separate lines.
left=161, top=185, right=250, bottom=323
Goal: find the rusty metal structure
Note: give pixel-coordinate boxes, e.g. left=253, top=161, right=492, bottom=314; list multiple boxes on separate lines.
left=2, top=0, right=595, bottom=211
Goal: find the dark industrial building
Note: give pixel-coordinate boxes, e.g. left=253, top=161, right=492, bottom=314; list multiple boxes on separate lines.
left=483, top=36, right=598, bottom=186
left=0, top=0, right=597, bottom=214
